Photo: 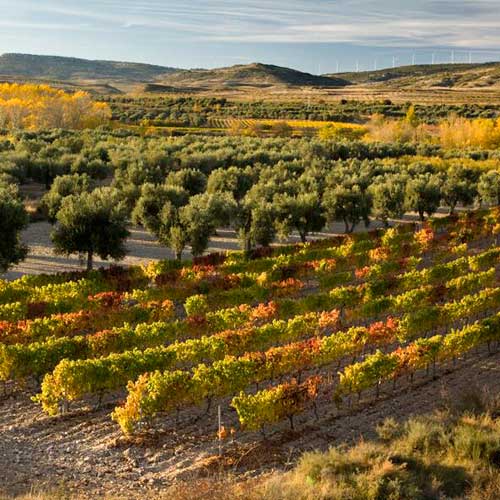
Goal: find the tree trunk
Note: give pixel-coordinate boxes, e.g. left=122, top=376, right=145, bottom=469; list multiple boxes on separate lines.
left=87, top=249, right=93, bottom=271
left=343, top=219, right=349, bottom=234
left=299, top=231, right=307, bottom=244
left=175, top=250, right=182, bottom=261
left=44, top=170, right=52, bottom=190
left=243, top=235, right=252, bottom=259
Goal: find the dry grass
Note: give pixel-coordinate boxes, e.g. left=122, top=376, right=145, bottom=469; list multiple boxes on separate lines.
left=254, top=390, right=500, bottom=500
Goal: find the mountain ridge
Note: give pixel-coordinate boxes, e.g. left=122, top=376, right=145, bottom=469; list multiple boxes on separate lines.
left=1, top=53, right=500, bottom=92
left=0, top=53, right=178, bottom=82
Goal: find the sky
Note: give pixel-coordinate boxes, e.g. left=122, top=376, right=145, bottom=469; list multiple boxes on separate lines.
left=1, top=0, right=500, bottom=73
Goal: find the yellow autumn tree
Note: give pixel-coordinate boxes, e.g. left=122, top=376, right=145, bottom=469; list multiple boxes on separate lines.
left=0, top=83, right=111, bottom=130
left=439, top=116, right=500, bottom=149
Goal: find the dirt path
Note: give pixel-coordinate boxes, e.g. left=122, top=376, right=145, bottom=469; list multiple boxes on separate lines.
left=2, top=220, right=389, bottom=281
left=1, top=350, right=498, bottom=499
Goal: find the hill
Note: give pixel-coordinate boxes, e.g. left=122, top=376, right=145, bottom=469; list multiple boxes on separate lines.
left=159, top=63, right=350, bottom=89
left=2, top=54, right=500, bottom=96
left=0, top=55, right=350, bottom=94
left=0, top=53, right=178, bottom=82
left=327, top=62, right=500, bottom=89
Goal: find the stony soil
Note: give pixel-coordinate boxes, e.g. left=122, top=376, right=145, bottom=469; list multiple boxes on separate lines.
left=0, top=209, right=493, bottom=499
left=1, top=349, right=498, bottom=499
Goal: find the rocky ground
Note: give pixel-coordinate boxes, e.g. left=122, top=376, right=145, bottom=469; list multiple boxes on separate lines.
left=1, top=349, right=498, bottom=499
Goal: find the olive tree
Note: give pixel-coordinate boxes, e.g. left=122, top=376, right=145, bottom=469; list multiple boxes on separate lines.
left=131, top=183, right=188, bottom=235
left=135, top=190, right=234, bottom=261
left=51, top=188, right=129, bottom=271
left=273, top=191, right=325, bottom=242
left=165, top=168, right=207, bottom=196
left=236, top=201, right=276, bottom=255
left=323, top=183, right=371, bottom=233
left=369, top=175, right=407, bottom=227
left=440, top=167, right=478, bottom=214
left=478, top=170, right=500, bottom=206
left=0, top=185, right=28, bottom=273
left=206, top=166, right=254, bottom=201
left=40, top=173, right=94, bottom=223
left=405, top=174, right=442, bottom=221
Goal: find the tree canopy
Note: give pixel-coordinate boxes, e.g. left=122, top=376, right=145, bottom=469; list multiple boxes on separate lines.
left=51, top=187, right=129, bottom=270
left=0, top=83, right=111, bottom=130
left=0, top=185, right=28, bottom=273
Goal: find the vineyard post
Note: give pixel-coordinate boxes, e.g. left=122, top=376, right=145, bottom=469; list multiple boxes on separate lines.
left=218, top=404, right=222, bottom=456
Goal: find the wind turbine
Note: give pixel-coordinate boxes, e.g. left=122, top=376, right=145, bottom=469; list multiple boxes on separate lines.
left=432, top=53, right=436, bottom=65
left=412, top=53, right=416, bottom=66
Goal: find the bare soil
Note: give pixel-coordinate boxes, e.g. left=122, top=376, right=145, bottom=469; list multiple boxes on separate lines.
left=2, top=220, right=389, bottom=281
left=1, top=349, right=498, bottom=499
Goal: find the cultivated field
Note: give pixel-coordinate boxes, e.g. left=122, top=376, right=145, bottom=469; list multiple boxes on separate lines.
left=1, top=209, right=499, bottom=498
left=1, top=79, right=500, bottom=499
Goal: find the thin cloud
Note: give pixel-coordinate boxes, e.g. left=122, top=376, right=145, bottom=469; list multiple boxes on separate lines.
left=1, top=0, right=500, bottom=49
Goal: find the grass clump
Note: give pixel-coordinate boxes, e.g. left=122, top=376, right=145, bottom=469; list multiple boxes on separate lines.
left=257, top=391, right=500, bottom=500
